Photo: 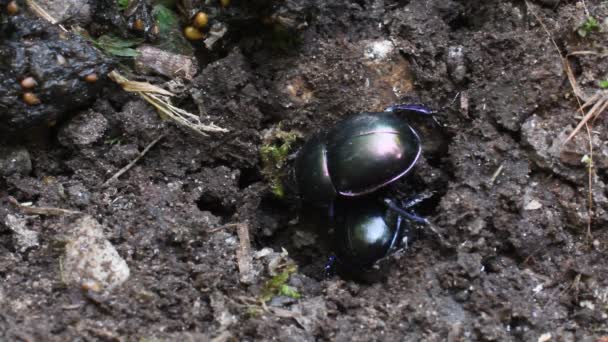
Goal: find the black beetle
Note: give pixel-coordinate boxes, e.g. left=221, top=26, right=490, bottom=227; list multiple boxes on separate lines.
left=293, top=104, right=433, bottom=208
left=330, top=198, right=415, bottom=271
left=290, top=104, right=435, bottom=275
left=324, top=194, right=430, bottom=278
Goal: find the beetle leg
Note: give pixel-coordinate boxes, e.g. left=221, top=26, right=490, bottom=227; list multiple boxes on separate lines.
left=324, top=255, right=337, bottom=277
left=383, top=104, right=435, bottom=115
left=388, top=214, right=403, bottom=252
left=383, top=198, right=429, bottom=224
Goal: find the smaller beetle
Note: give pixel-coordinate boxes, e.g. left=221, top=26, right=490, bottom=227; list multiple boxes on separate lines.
left=326, top=195, right=429, bottom=277
left=293, top=104, right=434, bottom=208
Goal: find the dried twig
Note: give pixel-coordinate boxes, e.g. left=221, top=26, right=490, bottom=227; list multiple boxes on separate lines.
left=489, top=162, right=504, bottom=186
left=207, top=223, right=241, bottom=234
left=7, top=196, right=80, bottom=216
left=235, top=222, right=253, bottom=283
left=102, top=135, right=164, bottom=186
left=109, top=70, right=228, bottom=137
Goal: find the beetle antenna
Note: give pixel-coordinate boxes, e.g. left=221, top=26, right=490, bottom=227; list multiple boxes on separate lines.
left=324, top=255, right=337, bottom=278
left=383, top=199, right=429, bottom=224
left=383, top=104, right=436, bottom=115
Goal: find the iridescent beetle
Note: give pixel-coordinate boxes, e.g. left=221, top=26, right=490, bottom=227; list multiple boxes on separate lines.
left=291, top=104, right=435, bottom=274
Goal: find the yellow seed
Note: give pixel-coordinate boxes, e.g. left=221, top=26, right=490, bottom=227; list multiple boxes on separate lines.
left=84, top=73, right=98, bottom=83
left=23, top=92, right=41, bottom=105
left=20, top=77, right=37, bottom=89
left=133, top=18, right=145, bottom=31
left=184, top=26, right=205, bottom=40
left=219, top=0, right=230, bottom=7
left=193, top=12, right=209, bottom=28
left=6, top=1, right=18, bottom=15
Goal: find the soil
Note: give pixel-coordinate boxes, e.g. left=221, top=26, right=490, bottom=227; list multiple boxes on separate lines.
left=2, top=0, right=608, bottom=341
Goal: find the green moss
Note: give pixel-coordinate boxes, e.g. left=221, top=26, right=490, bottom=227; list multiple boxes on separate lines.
left=578, top=17, right=600, bottom=37
left=260, top=129, right=300, bottom=198
left=152, top=4, right=193, bottom=55
left=117, top=0, right=130, bottom=10
left=260, top=263, right=300, bottom=302
left=279, top=284, right=301, bottom=299
left=92, top=35, right=143, bottom=57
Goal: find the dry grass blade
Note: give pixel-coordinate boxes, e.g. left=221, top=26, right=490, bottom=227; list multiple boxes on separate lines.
left=120, top=81, right=174, bottom=96
left=25, top=0, right=56, bottom=23
left=25, top=0, right=66, bottom=31
left=562, top=56, right=590, bottom=103
left=108, top=70, right=228, bottom=137
left=564, top=97, right=608, bottom=143
left=561, top=58, right=608, bottom=144
left=8, top=196, right=80, bottom=216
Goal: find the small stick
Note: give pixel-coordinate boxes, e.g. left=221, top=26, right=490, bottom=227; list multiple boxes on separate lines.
left=102, top=135, right=164, bottom=187
left=489, top=163, right=504, bottom=185
left=236, top=222, right=253, bottom=283
left=7, top=196, right=80, bottom=216
left=207, top=223, right=240, bottom=233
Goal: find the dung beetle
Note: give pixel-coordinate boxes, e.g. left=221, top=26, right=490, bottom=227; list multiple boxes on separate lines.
left=293, top=104, right=434, bottom=208
left=325, top=194, right=430, bottom=277
left=331, top=198, right=413, bottom=271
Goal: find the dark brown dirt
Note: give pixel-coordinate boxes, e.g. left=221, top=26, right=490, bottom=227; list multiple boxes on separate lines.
left=2, top=0, right=608, bottom=341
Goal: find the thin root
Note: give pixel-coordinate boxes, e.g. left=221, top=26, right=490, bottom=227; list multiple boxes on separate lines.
left=102, top=134, right=164, bottom=187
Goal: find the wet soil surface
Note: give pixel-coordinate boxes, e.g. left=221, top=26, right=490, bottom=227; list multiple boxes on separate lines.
left=2, top=0, right=608, bottom=340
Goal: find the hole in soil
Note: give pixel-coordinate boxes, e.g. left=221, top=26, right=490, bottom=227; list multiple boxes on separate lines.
left=509, top=316, right=532, bottom=338
left=386, top=0, right=412, bottom=7
left=447, top=13, right=472, bottom=30
left=261, top=203, right=334, bottom=280
left=238, top=167, right=262, bottom=189
left=353, top=0, right=367, bottom=9
left=196, top=195, right=236, bottom=218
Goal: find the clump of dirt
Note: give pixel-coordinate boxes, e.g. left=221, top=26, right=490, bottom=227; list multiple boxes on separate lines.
left=0, top=2, right=112, bottom=133
left=1, top=0, right=608, bottom=340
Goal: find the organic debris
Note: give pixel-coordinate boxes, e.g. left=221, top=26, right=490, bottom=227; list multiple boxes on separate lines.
left=8, top=196, right=80, bottom=216
left=260, top=263, right=300, bottom=303
left=236, top=222, right=253, bottom=283
left=109, top=70, right=228, bottom=136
